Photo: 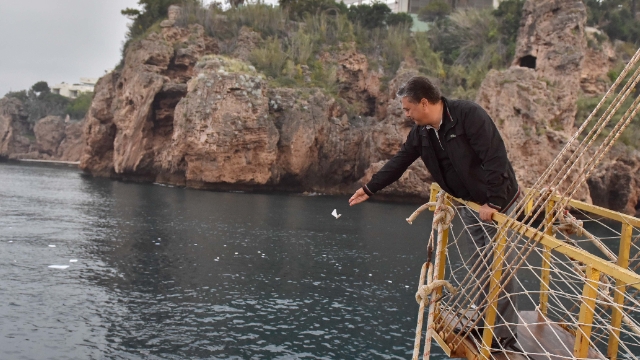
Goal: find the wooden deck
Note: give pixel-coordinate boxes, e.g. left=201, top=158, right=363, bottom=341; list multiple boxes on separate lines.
left=433, top=310, right=605, bottom=359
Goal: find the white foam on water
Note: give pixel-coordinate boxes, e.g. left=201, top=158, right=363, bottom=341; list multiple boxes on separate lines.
left=235, top=252, right=238, bottom=255
left=69, top=259, right=78, bottom=263
left=48, top=265, right=69, bottom=269
left=48, top=245, right=56, bottom=248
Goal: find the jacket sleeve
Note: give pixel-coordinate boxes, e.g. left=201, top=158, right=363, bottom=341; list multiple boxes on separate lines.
left=463, top=105, right=511, bottom=210
left=365, top=127, right=421, bottom=194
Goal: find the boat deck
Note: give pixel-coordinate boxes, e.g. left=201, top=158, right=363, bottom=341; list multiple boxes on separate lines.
left=433, top=310, right=605, bottom=359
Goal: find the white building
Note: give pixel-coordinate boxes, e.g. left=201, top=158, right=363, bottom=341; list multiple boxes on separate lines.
left=51, top=78, right=98, bottom=99
left=342, top=0, right=501, bottom=13
left=342, top=0, right=408, bottom=12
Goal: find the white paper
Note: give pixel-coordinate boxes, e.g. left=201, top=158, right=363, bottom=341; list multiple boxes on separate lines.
left=331, top=209, right=341, bottom=219
left=48, top=265, right=69, bottom=269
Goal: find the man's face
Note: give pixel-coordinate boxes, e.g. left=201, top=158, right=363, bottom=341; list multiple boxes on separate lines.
left=401, top=97, right=430, bottom=126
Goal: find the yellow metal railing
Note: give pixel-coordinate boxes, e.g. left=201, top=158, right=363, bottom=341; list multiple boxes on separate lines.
left=427, top=183, right=640, bottom=360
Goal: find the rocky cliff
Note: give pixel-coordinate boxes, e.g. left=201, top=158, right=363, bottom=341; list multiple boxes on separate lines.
left=79, top=20, right=411, bottom=196
left=0, top=97, right=84, bottom=162
left=73, top=1, right=638, bottom=214
left=477, top=0, right=593, bottom=202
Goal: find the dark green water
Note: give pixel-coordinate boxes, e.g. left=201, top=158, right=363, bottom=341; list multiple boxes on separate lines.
left=0, top=163, right=445, bottom=360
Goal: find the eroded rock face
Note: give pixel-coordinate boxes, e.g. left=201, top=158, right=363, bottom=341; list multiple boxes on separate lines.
left=80, top=24, right=217, bottom=179
left=477, top=0, right=591, bottom=201
left=232, top=27, right=262, bottom=62
left=0, top=97, right=31, bottom=157
left=321, top=43, right=381, bottom=116
left=269, top=87, right=372, bottom=193
left=588, top=151, right=640, bottom=217
left=57, top=120, right=85, bottom=161
left=160, top=56, right=277, bottom=186
left=581, top=29, right=615, bottom=95
left=34, top=116, right=65, bottom=155
left=513, top=0, right=587, bottom=130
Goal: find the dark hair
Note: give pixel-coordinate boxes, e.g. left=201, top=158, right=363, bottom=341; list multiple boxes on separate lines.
left=396, top=76, right=441, bottom=104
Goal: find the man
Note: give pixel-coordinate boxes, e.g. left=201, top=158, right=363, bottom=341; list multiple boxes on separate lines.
left=349, top=76, right=521, bottom=349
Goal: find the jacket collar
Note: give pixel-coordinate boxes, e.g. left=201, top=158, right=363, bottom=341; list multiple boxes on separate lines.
left=418, top=97, right=456, bottom=136
left=441, top=97, right=457, bottom=135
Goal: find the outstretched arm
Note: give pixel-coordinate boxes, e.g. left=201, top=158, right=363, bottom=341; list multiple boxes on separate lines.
left=349, top=127, right=421, bottom=206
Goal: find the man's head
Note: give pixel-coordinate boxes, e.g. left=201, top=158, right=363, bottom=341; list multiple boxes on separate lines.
left=397, top=76, right=443, bottom=127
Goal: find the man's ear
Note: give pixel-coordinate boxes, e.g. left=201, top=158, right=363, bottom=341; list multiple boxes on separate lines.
left=420, top=98, right=430, bottom=109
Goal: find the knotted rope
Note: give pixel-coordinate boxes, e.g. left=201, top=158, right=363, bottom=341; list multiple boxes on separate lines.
left=408, top=191, right=457, bottom=360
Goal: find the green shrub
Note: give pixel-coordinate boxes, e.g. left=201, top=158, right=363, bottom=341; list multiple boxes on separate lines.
left=66, top=92, right=94, bottom=120
left=279, top=0, right=347, bottom=21
left=418, top=0, right=451, bottom=22
left=413, top=32, right=445, bottom=79
left=249, top=37, right=289, bottom=78
left=381, top=25, right=412, bottom=74
left=387, top=12, right=413, bottom=27
left=288, top=30, right=313, bottom=65
left=347, top=3, right=391, bottom=29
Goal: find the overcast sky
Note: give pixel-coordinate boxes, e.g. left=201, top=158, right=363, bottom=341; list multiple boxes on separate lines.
left=0, top=1, right=285, bottom=97
left=0, top=0, right=141, bottom=96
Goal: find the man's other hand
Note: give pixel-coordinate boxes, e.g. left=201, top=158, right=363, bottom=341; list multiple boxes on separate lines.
left=349, top=188, right=370, bottom=206
left=479, top=204, right=498, bottom=222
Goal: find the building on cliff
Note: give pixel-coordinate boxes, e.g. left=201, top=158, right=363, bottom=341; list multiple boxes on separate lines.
left=51, top=78, right=98, bottom=99
left=342, top=0, right=501, bottom=13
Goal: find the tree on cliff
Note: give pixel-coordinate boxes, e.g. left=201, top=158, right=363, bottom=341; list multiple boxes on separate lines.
left=4, top=81, right=92, bottom=122
left=121, top=0, right=198, bottom=41
left=585, top=0, right=640, bottom=44
left=279, top=0, right=347, bottom=20
left=418, top=0, right=452, bottom=22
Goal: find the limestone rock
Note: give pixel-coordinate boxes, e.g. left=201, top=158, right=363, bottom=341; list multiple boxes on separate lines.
left=478, top=0, right=590, bottom=201
left=588, top=151, right=640, bottom=217
left=57, top=120, right=85, bottom=161
left=81, top=73, right=118, bottom=176
left=0, top=97, right=31, bottom=157
left=513, top=0, right=587, bottom=130
left=581, top=29, right=615, bottom=95
left=269, top=87, right=371, bottom=193
left=81, top=24, right=217, bottom=179
left=33, top=116, right=65, bottom=155
left=232, top=27, right=262, bottom=62
left=320, top=43, right=381, bottom=116
left=160, top=56, right=278, bottom=186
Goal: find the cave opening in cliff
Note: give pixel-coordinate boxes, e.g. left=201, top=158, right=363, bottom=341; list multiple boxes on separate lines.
left=519, top=55, right=537, bottom=69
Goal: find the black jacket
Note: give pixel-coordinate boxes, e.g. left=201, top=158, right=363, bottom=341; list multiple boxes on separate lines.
left=365, top=97, right=520, bottom=212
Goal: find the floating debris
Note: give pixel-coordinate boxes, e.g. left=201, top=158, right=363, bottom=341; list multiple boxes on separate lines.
left=331, top=209, right=341, bottom=219
left=48, top=265, right=69, bottom=269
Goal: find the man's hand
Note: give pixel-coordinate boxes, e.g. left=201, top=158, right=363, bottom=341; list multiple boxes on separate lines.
left=349, top=188, right=370, bottom=206
left=479, top=204, right=498, bottom=222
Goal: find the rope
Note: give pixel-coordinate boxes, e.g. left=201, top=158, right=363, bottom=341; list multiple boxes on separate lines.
left=409, top=191, right=457, bottom=360
left=422, top=46, right=640, bottom=358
